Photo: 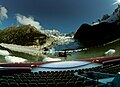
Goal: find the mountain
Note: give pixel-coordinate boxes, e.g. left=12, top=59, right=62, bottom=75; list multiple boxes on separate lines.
left=0, top=25, right=48, bottom=46
left=66, top=31, right=75, bottom=37
left=0, top=24, right=74, bottom=50
left=41, top=29, right=74, bottom=45
left=74, top=5, right=120, bottom=47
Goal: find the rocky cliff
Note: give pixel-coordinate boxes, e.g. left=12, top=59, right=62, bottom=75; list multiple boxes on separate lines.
left=74, top=5, right=120, bottom=47
left=74, top=22, right=120, bottom=47
left=0, top=25, right=48, bottom=46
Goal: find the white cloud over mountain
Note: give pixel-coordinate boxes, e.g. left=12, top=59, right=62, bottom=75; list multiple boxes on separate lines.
left=0, top=6, right=8, bottom=22
left=16, top=14, right=42, bottom=29
left=113, top=0, right=120, bottom=5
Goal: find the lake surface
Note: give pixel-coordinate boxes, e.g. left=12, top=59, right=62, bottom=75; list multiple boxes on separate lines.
left=0, top=40, right=120, bottom=63
left=0, top=41, right=82, bottom=63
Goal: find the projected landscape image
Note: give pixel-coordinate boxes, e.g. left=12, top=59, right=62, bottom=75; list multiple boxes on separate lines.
left=0, top=0, right=120, bottom=63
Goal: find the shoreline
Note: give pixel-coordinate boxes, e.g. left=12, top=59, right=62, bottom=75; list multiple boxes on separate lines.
left=0, top=43, right=46, bottom=57
left=0, top=36, right=74, bottom=57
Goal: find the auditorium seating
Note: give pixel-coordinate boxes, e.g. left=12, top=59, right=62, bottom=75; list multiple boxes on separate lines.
left=1, top=56, right=120, bottom=87
left=0, top=70, right=97, bottom=87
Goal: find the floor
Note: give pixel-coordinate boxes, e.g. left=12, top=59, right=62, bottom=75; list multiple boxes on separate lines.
left=32, top=61, right=102, bottom=72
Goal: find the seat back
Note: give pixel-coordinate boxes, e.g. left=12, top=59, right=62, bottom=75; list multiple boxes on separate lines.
left=112, top=74, right=120, bottom=87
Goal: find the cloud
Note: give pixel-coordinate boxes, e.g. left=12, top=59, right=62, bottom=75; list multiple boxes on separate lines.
left=16, top=14, right=42, bottom=29
left=112, top=2, right=118, bottom=5
left=0, top=6, right=8, bottom=22
left=112, top=0, right=120, bottom=5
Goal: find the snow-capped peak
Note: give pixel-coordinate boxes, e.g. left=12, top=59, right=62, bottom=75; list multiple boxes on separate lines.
left=103, top=5, right=120, bottom=23
left=93, top=5, right=120, bottom=25
left=41, top=29, right=74, bottom=45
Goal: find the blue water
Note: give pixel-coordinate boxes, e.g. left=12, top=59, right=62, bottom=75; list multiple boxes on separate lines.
left=0, top=41, right=82, bottom=63
left=53, top=41, right=82, bottom=51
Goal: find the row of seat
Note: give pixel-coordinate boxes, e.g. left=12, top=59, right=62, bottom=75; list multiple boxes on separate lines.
left=0, top=73, right=94, bottom=87
left=78, top=63, right=120, bottom=75
left=1, top=61, right=120, bottom=87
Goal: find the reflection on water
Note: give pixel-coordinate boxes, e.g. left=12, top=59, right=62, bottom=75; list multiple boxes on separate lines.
left=0, top=40, right=120, bottom=63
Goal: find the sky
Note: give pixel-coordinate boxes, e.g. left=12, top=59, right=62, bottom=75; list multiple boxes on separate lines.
left=0, top=0, right=118, bottom=33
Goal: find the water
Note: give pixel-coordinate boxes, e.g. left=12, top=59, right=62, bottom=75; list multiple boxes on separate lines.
left=0, top=46, right=42, bottom=63
left=0, top=41, right=82, bottom=63
left=53, top=41, right=82, bottom=51
left=0, top=40, right=119, bottom=63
